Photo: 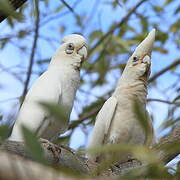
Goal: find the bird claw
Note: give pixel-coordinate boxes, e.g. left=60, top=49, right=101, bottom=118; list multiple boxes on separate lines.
left=40, top=138, right=61, bottom=158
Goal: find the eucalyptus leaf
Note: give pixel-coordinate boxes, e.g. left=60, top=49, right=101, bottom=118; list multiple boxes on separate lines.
left=22, top=126, right=48, bottom=165
left=0, top=124, right=11, bottom=141
left=39, top=102, right=68, bottom=123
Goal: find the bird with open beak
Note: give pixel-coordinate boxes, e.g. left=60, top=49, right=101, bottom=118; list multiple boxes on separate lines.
left=87, top=29, right=155, bottom=163
left=10, top=34, right=88, bottom=142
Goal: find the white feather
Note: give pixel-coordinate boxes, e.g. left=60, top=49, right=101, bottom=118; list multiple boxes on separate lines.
left=10, top=34, right=87, bottom=141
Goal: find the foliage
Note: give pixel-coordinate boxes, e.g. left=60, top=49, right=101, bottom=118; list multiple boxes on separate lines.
left=0, top=0, right=179, bottom=178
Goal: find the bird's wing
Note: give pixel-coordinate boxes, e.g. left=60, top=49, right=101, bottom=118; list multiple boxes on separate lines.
left=88, top=96, right=117, bottom=148
left=104, top=97, right=118, bottom=137
left=30, top=73, right=63, bottom=136
left=87, top=96, right=117, bottom=161
left=145, top=110, right=155, bottom=147
left=10, top=72, right=62, bottom=141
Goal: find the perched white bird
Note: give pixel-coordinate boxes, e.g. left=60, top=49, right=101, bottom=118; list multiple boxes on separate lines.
left=87, top=29, right=155, bottom=162
left=10, top=34, right=87, bottom=141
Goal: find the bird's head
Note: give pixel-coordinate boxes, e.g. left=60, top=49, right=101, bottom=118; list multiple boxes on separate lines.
left=50, top=34, right=88, bottom=71
left=122, top=29, right=155, bottom=82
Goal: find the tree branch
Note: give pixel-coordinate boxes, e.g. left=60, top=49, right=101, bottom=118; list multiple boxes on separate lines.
left=69, top=106, right=102, bottom=130
left=60, top=0, right=78, bottom=17
left=21, top=0, right=40, bottom=103
left=147, top=98, right=180, bottom=106
left=88, top=0, right=148, bottom=57
left=0, top=151, right=86, bottom=180
left=0, top=126, right=179, bottom=177
left=155, top=125, right=180, bottom=164
left=149, top=58, right=180, bottom=83
left=0, top=141, right=89, bottom=174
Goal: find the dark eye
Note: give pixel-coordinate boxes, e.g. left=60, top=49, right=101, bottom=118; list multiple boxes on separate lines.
left=67, top=43, right=74, bottom=50
left=65, top=43, right=74, bottom=54
left=133, top=56, right=138, bottom=62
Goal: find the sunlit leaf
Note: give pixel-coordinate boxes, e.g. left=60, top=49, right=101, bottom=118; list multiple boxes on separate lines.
left=39, top=102, right=68, bottom=123
left=0, top=0, right=23, bottom=20
left=156, top=31, right=168, bottom=44
left=159, top=140, right=180, bottom=154
left=0, top=124, right=11, bottom=141
left=54, top=5, right=64, bottom=13
left=86, top=143, right=160, bottom=174
left=154, top=47, right=168, bottom=54
left=18, top=30, right=28, bottom=38
left=170, top=20, right=180, bottom=34
left=36, top=58, right=50, bottom=64
left=160, top=118, right=180, bottom=130
left=164, top=0, right=173, bottom=5
left=22, top=126, right=48, bottom=165
left=153, top=5, right=163, bottom=12
left=133, top=101, right=152, bottom=139
left=89, top=30, right=103, bottom=43
left=140, top=16, right=148, bottom=32
left=0, top=38, right=9, bottom=49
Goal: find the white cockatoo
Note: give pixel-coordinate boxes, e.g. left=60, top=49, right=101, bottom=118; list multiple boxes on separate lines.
left=87, top=29, right=155, bottom=162
left=10, top=34, right=87, bottom=141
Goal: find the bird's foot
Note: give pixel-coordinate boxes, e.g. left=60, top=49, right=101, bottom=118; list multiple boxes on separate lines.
left=58, top=144, right=75, bottom=154
left=40, top=138, right=61, bottom=159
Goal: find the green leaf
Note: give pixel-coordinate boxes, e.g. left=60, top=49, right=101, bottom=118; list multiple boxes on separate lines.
left=0, top=0, right=23, bottom=20
left=156, top=31, right=168, bottom=44
left=39, top=102, right=68, bottom=123
left=36, top=58, right=50, bottom=65
left=170, top=20, right=180, bottom=34
left=54, top=5, right=64, bottom=13
left=53, top=135, right=70, bottom=145
left=154, top=47, right=168, bottom=54
left=174, top=6, right=180, bottom=15
left=133, top=101, right=152, bottom=141
left=164, top=0, right=173, bottom=5
left=0, top=38, right=9, bottom=49
left=22, top=126, right=48, bottom=165
left=153, top=5, right=163, bottom=12
left=0, top=124, right=11, bottom=141
left=176, top=161, right=180, bottom=176
left=140, top=16, right=148, bottom=32
left=18, top=30, right=28, bottom=38
left=89, top=30, right=103, bottom=43
left=160, top=118, right=180, bottom=130
left=86, top=143, right=159, bottom=175
left=160, top=140, right=180, bottom=153
left=118, top=24, right=128, bottom=37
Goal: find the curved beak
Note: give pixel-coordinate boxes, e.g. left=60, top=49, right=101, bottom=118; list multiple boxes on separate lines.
left=133, top=29, right=156, bottom=59
left=77, top=45, right=88, bottom=61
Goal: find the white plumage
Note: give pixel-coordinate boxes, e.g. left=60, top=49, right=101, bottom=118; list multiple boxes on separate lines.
left=87, top=29, right=156, bottom=162
left=10, top=34, right=87, bottom=141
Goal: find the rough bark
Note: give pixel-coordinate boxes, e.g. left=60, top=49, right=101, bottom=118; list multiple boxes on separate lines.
left=0, top=141, right=89, bottom=174
left=0, top=126, right=179, bottom=179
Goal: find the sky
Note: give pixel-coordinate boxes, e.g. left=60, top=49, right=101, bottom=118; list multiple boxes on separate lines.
left=0, top=0, right=179, bottom=160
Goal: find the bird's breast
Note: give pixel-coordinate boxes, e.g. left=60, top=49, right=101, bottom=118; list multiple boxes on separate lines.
left=60, top=76, right=80, bottom=109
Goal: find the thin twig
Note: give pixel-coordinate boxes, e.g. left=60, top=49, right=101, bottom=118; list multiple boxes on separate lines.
left=149, top=58, right=180, bottom=83
left=68, top=107, right=102, bottom=130
left=147, top=98, right=180, bottom=106
left=88, top=0, right=148, bottom=57
left=21, top=0, right=40, bottom=104
left=60, top=0, right=79, bottom=17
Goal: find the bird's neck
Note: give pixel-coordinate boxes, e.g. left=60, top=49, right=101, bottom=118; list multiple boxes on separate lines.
left=114, top=73, right=148, bottom=104
left=49, top=55, right=82, bottom=72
